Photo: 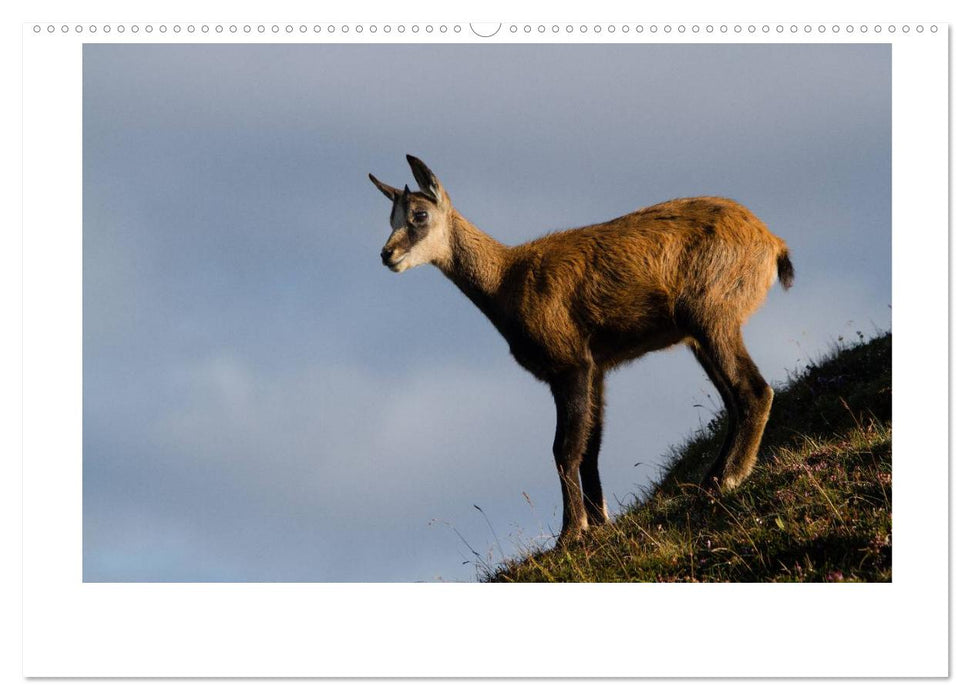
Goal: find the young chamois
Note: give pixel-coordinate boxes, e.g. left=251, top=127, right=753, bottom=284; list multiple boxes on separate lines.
left=369, top=155, right=794, bottom=545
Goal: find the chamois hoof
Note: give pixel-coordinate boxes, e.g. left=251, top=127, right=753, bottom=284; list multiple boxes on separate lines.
left=585, top=504, right=610, bottom=528
left=719, top=473, right=747, bottom=492
left=586, top=513, right=610, bottom=528
left=555, top=528, right=590, bottom=549
left=702, top=469, right=749, bottom=496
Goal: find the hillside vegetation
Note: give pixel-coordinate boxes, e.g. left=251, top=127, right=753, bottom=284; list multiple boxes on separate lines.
left=488, top=332, right=892, bottom=582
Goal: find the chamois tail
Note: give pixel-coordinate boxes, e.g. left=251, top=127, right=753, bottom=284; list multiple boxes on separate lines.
left=776, top=249, right=795, bottom=290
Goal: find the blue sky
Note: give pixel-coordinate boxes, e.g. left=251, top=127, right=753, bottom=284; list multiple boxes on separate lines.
left=83, top=42, right=890, bottom=581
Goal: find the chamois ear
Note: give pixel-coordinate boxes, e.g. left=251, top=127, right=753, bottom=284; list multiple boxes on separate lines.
left=406, top=154, right=447, bottom=204
left=369, top=173, right=402, bottom=201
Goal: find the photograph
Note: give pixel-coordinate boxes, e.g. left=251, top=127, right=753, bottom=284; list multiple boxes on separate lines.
left=82, top=41, right=891, bottom=584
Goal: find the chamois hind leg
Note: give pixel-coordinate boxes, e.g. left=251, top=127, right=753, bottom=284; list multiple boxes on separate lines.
left=579, top=367, right=609, bottom=526
left=693, top=326, right=774, bottom=492
left=550, top=364, right=595, bottom=544
left=687, top=339, right=739, bottom=487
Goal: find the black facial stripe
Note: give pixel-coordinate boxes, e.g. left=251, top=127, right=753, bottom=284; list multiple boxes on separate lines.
left=408, top=225, right=428, bottom=243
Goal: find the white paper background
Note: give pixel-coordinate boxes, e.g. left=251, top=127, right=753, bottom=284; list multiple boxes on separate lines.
left=8, top=0, right=959, bottom=693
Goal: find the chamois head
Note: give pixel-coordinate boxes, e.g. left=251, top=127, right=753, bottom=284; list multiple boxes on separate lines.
left=369, top=155, right=452, bottom=273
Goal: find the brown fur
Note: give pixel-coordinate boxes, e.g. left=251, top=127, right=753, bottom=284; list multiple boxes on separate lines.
left=370, top=156, right=794, bottom=545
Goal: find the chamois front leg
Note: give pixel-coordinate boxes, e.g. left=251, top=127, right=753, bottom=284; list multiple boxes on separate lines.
left=579, top=367, right=609, bottom=526
left=551, top=365, right=595, bottom=545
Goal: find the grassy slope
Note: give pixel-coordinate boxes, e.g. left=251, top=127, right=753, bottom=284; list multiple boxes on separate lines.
left=488, top=332, right=892, bottom=582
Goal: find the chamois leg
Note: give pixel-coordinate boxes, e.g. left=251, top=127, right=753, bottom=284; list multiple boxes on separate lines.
left=550, top=365, right=595, bottom=544
left=579, top=367, right=609, bottom=526
left=695, top=327, right=774, bottom=492
left=688, top=339, right=739, bottom=486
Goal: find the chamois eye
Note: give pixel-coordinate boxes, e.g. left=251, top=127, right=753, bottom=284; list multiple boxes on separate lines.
left=414, top=210, right=428, bottom=223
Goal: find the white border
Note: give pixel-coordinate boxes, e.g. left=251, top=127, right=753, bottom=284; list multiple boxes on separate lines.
left=22, top=19, right=947, bottom=41
left=22, top=23, right=948, bottom=678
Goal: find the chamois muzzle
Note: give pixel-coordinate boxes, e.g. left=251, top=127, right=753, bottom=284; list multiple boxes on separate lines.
left=381, top=244, right=407, bottom=271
